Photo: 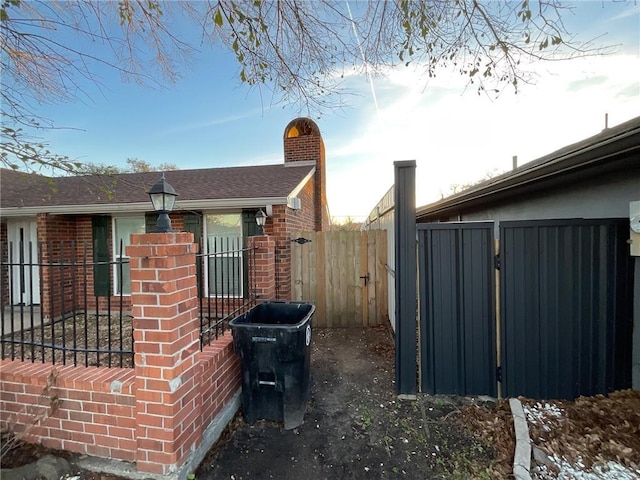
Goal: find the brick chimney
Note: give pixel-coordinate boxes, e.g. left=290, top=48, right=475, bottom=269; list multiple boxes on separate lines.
left=283, top=117, right=328, bottom=231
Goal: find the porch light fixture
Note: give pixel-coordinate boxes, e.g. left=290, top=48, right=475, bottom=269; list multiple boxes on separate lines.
left=148, top=173, right=178, bottom=233
left=255, top=209, right=267, bottom=235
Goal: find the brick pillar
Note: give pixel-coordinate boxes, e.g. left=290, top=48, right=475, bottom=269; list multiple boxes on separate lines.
left=247, top=235, right=276, bottom=301
left=127, top=232, right=202, bottom=475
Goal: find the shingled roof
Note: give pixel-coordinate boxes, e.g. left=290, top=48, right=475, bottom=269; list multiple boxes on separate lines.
left=0, top=163, right=315, bottom=215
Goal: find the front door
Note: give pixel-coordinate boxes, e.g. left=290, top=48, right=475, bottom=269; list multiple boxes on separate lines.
left=7, top=219, right=40, bottom=305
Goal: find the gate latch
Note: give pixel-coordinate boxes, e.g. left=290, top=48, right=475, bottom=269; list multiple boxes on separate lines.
left=291, top=237, right=312, bottom=245
left=360, top=272, right=370, bottom=286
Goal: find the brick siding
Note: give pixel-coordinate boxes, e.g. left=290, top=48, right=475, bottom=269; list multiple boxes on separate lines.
left=0, top=232, right=242, bottom=476
left=247, top=236, right=276, bottom=300
left=271, top=117, right=329, bottom=299
left=283, top=128, right=328, bottom=232
left=32, top=214, right=132, bottom=317
left=1, top=116, right=328, bottom=474
left=0, top=360, right=137, bottom=462
left=0, top=337, right=239, bottom=468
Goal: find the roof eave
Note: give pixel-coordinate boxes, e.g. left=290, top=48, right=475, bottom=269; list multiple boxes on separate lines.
left=288, top=167, right=316, bottom=198
left=0, top=196, right=291, bottom=218
left=417, top=124, right=640, bottom=221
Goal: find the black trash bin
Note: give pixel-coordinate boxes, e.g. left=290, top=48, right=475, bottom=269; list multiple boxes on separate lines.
left=229, top=301, right=314, bottom=430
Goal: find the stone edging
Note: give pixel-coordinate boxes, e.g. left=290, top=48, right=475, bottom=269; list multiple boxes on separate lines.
left=509, top=398, right=532, bottom=480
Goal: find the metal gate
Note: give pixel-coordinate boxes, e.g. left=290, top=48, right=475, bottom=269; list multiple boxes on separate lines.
left=416, top=218, right=634, bottom=399
left=500, top=219, right=634, bottom=399
left=418, top=223, right=496, bottom=396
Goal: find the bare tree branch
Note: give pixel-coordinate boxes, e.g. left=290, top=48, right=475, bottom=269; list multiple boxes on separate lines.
left=0, top=0, right=614, bottom=174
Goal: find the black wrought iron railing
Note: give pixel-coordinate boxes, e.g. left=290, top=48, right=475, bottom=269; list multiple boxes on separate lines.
left=0, top=240, right=133, bottom=368
left=197, top=236, right=257, bottom=348
left=1, top=236, right=260, bottom=364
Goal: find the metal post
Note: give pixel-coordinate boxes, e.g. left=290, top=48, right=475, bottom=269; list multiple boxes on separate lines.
left=394, top=160, right=417, bottom=396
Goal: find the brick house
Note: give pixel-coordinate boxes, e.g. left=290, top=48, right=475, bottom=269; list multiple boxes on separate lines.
left=1, top=117, right=330, bottom=314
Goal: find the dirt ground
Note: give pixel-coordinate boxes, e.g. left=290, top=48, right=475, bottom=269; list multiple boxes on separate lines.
left=2, top=324, right=639, bottom=479
left=196, top=325, right=502, bottom=479
left=1, top=313, right=134, bottom=368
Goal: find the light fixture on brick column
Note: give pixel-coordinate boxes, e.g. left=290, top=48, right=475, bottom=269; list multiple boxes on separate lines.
left=255, top=209, right=267, bottom=235
left=148, top=173, right=178, bottom=233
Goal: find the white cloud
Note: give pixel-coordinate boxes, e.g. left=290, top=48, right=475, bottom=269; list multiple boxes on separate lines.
left=325, top=52, right=640, bottom=220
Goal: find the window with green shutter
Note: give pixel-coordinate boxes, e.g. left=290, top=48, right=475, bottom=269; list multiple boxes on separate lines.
left=92, top=216, right=110, bottom=297
left=183, top=213, right=203, bottom=296
left=113, top=217, right=145, bottom=295
left=205, top=214, right=243, bottom=297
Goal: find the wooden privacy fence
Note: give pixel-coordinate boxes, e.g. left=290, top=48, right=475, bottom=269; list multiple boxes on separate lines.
left=291, top=230, right=388, bottom=327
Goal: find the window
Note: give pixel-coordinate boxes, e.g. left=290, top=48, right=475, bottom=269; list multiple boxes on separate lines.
left=205, top=214, right=243, bottom=296
left=113, top=217, right=145, bottom=295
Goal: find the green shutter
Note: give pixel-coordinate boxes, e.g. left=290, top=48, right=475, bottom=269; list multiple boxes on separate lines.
left=183, top=213, right=203, bottom=243
left=241, top=211, right=259, bottom=298
left=145, top=213, right=156, bottom=233
left=92, top=216, right=110, bottom=297
left=183, top=213, right=203, bottom=296
left=243, top=211, right=259, bottom=238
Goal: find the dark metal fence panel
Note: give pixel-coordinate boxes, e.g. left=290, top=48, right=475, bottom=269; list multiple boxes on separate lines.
left=500, top=219, right=633, bottom=399
left=418, top=222, right=496, bottom=396
left=198, top=236, right=257, bottom=348
left=394, top=161, right=417, bottom=395
left=1, top=240, right=132, bottom=368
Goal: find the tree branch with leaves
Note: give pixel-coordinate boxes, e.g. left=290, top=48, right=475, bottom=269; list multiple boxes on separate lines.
left=1, top=0, right=611, bottom=174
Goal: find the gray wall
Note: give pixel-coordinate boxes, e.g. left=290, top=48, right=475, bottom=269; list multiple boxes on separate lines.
left=459, top=169, right=639, bottom=224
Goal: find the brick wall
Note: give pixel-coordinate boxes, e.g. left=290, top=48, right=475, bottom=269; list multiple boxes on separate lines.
left=283, top=118, right=328, bottom=232
left=128, top=232, right=201, bottom=474
left=0, top=232, right=243, bottom=476
left=35, top=214, right=133, bottom=317
left=0, top=336, right=239, bottom=469
left=274, top=117, right=329, bottom=300
left=198, top=337, right=241, bottom=433
left=30, top=212, right=188, bottom=317
left=6, top=211, right=227, bottom=314
left=37, top=214, right=76, bottom=318
left=0, top=360, right=137, bottom=462
left=260, top=182, right=317, bottom=300
left=247, top=236, right=276, bottom=300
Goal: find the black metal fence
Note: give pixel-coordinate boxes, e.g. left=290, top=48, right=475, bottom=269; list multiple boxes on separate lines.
left=415, top=218, right=634, bottom=400
left=198, top=237, right=257, bottom=348
left=1, top=240, right=132, bottom=368
left=1, top=236, right=259, bottom=366
left=500, top=219, right=634, bottom=399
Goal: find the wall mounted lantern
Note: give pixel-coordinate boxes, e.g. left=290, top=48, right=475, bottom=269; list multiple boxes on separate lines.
left=255, top=209, right=267, bottom=235
left=148, top=173, right=178, bottom=233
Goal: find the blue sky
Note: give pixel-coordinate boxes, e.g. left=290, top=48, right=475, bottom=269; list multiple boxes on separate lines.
left=22, top=1, right=640, bottom=221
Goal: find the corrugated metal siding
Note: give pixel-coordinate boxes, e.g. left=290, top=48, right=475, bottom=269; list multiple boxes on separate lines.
left=418, top=223, right=496, bottom=396
left=500, top=219, right=633, bottom=399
